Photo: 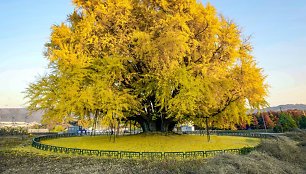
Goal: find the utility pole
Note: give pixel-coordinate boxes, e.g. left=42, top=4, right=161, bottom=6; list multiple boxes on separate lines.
left=261, top=112, right=267, bottom=133
left=12, top=116, right=16, bottom=127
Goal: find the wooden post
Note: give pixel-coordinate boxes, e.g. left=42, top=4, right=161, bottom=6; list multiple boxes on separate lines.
left=117, top=120, right=120, bottom=137
left=123, top=121, right=127, bottom=136
left=113, top=123, right=116, bottom=142
left=205, top=116, right=210, bottom=142
left=133, top=121, right=136, bottom=134
left=130, top=120, right=132, bottom=135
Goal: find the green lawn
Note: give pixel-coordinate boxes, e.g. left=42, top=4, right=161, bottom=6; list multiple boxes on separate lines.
left=41, top=134, right=260, bottom=152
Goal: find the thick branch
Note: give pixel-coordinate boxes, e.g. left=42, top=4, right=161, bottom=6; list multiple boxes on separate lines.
left=194, top=23, right=209, bottom=39
left=209, top=45, right=223, bottom=63
left=210, top=96, right=240, bottom=117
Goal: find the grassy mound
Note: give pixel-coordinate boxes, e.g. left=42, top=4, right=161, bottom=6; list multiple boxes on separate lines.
left=40, top=134, right=259, bottom=152
left=1, top=131, right=305, bottom=173
left=200, top=131, right=306, bottom=173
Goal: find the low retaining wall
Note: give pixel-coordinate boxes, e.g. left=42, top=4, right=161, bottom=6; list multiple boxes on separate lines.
left=32, top=133, right=256, bottom=159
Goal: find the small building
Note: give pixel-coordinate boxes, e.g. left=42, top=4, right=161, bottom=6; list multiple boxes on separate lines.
left=67, top=125, right=87, bottom=134
left=181, top=125, right=195, bottom=132
left=67, top=126, right=80, bottom=134
left=28, top=128, right=49, bottom=133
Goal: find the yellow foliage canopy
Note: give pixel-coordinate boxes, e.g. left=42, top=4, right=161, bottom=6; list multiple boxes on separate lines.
left=26, top=0, right=268, bottom=130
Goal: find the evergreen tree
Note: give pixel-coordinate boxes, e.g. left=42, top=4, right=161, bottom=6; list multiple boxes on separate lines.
left=274, top=113, right=298, bottom=132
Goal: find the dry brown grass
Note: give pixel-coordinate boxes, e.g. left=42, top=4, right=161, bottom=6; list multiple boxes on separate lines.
left=182, top=131, right=306, bottom=173
left=1, top=131, right=306, bottom=174
left=258, top=137, right=299, bottom=160
left=194, top=151, right=304, bottom=174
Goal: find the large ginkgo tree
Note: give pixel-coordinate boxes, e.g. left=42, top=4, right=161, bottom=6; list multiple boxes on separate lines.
left=26, top=0, right=268, bottom=132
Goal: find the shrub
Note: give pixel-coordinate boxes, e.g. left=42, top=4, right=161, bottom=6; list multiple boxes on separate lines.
left=0, top=127, right=27, bottom=136
left=299, top=116, right=306, bottom=129
left=273, top=113, right=297, bottom=132
left=52, top=125, right=65, bottom=132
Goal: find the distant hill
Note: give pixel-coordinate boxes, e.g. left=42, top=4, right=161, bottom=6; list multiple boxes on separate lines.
left=1, top=104, right=305, bottom=123
left=264, top=104, right=306, bottom=112
left=0, top=108, right=42, bottom=123
left=252, top=104, right=306, bottom=113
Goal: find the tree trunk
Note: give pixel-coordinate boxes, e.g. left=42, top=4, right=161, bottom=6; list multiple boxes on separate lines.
left=91, top=110, right=98, bottom=136
left=128, top=115, right=177, bottom=133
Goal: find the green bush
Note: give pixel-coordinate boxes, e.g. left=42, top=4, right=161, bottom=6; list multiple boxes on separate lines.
left=0, top=127, right=27, bottom=136
left=52, top=125, right=65, bottom=132
left=273, top=113, right=298, bottom=132
left=299, top=116, right=306, bottom=129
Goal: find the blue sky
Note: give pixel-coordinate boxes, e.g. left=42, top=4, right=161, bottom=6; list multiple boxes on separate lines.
left=0, top=0, right=305, bottom=107
left=208, top=0, right=306, bottom=106
left=0, top=0, right=73, bottom=107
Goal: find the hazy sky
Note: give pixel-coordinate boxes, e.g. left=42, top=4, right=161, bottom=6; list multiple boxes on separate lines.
left=0, top=0, right=305, bottom=108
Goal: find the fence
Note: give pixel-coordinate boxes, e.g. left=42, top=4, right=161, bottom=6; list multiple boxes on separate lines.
left=216, top=132, right=271, bottom=138
left=32, top=133, right=255, bottom=159
left=177, top=130, right=274, bottom=138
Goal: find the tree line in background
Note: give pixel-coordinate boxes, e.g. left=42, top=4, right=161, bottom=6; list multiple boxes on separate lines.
left=249, top=109, right=306, bottom=132
left=0, top=127, right=28, bottom=136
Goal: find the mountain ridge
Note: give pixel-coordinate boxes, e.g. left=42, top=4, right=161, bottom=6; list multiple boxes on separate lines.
left=0, top=108, right=42, bottom=122
left=262, top=104, right=306, bottom=112
left=1, top=104, right=306, bottom=123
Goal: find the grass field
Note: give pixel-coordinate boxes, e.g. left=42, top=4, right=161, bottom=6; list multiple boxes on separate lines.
left=41, top=134, right=260, bottom=152
left=1, top=131, right=305, bottom=173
